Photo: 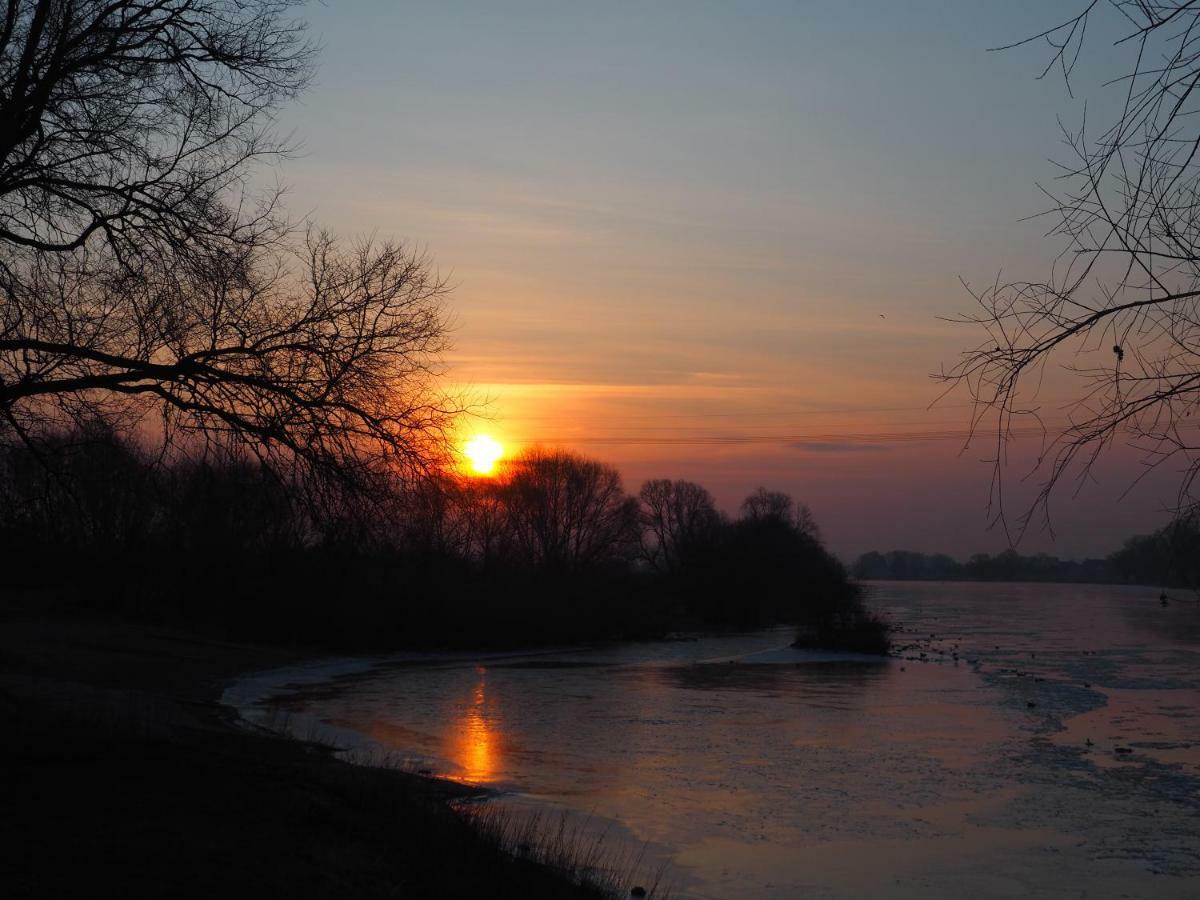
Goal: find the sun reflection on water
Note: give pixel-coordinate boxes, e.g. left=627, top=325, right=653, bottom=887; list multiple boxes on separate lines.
left=447, top=667, right=498, bottom=784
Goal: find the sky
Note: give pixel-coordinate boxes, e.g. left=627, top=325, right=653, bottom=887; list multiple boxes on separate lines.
left=276, top=1, right=1180, bottom=560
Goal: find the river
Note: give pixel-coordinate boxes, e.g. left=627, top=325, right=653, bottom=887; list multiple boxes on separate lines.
left=225, top=581, right=1200, bottom=898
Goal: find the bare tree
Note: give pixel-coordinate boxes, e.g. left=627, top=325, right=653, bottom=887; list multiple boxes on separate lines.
left=0, top=418, right=156, bottom=550
left=455, top=476, right=514, bottom=567
left=942, top=2, right=1200, bottom=534
left=793, top=503, right=820, bottom=541
left=739, top=486, right=821, bottom=539
left=160, top=448, right=302, bottom=556
left=0, top=0, right=311, bottom=259
left=638, top=478, right=720, bottom=574
left=2, top=231, right=455, bottom=495
left=503, top=447, right=639, bottom=572
left=741, top=487, right=794, bottom=524
left=0, top=2, right=457, bottom=496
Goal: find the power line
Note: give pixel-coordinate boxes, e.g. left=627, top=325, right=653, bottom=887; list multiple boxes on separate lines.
left=495, top=402, right=981, bottom=422
left=508, top=424, right=1065, bottom=447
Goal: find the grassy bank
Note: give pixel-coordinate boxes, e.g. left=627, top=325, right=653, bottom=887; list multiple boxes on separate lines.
left=0, top=604, right=645, bottom=899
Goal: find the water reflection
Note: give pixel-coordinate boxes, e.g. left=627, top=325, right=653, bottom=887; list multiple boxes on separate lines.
left=446, top=666, right=498, bottom=784
left=236, top=585, right=1200, bottom=899
left=663, top=660, right=889, bottom=695
left=1114, top=591, right=1200, bottom=645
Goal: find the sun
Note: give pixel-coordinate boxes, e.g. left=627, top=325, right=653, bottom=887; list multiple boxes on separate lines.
left=462, top=434, right=504, bottom=476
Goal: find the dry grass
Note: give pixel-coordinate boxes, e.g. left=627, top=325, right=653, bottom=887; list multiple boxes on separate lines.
left=249, top=707, right=673, bottom=898
left=0, top=612, right=645, bottom=899
left=459, top=803, right=670, bottom=899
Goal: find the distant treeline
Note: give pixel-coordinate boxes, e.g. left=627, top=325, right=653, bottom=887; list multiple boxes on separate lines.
left=1109, top=514, right=1200, bottom=590
left=0, top=424, right=889, bottom=653
left=854, top=517, right=1200, bottom=590
left=852, top=550, right=1114, bottom=583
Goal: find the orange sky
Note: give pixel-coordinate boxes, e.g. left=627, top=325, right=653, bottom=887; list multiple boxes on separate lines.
left=272, top=1, right=1179, bottom=559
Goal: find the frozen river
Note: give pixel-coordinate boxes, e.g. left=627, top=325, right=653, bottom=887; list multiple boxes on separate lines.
left=227, top=581, right=1200, bottom=898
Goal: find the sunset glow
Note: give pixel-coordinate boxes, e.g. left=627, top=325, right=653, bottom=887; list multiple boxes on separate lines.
left=445, top=673, right=497, bottom=785
left=13, top=4, right=1200, bottom=900
left=462, top=434, right=504, bottom=476
left=282, top=3, right=1185, bottom=559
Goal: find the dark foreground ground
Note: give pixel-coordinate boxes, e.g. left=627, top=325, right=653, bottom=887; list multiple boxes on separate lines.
left=0, top=597, right=610, bottom=899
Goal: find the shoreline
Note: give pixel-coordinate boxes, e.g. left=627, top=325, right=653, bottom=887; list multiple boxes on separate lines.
left=0, top=605, right=618, bottom=899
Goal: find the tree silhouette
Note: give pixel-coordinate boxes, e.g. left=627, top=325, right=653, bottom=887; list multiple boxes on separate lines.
left=740, top=486, right=820, bottom=539
left=503, top=447, right=639, bottom=572
left=0, top=2, right=454, bottom=496
left=0, top=0, right=311, bottom=257
left=944, top=2, right=1200, bottom=533
left=638, top=478, right=721, bottom=574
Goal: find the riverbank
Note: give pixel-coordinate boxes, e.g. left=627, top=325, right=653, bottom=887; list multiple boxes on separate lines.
left=0, top=600, right=615, bottom=899
left=228, top=581, right=1200, bottom=898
